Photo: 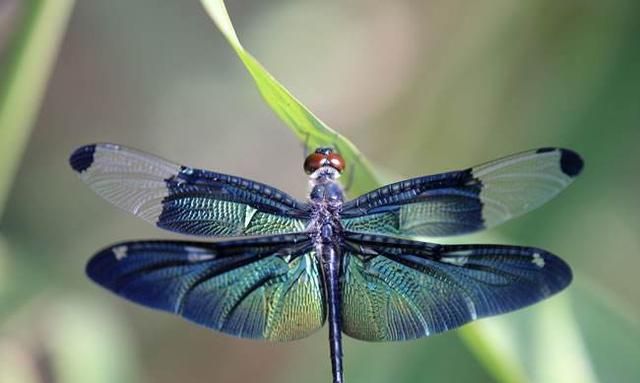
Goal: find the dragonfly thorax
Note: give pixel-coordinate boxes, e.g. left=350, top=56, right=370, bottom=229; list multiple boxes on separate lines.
left=308, top=171, right=344, bottom=245
left=310, top=176, right=343, bottom=203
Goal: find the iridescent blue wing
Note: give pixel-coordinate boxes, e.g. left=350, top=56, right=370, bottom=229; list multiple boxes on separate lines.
left=87, top=233, right=325, bottom=341
left=342, top=148, right=583, bottom=237
left=340, top=232, right=571, bottom=341
left=70, top=144, right=309, bottom=237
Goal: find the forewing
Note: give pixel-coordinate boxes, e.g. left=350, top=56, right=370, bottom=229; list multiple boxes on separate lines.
left=342, top=148, right=583, bottom=237
left=70, top=144, right=309, bottom=236
left=86, top=234, right=325, bottom=341
left=340, top=232, right=571, bottom=341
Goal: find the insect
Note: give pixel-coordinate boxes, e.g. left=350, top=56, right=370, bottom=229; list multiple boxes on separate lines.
left=70, top=143, right=583, bottom=383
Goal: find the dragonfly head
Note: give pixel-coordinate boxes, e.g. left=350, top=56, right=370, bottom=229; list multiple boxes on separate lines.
left=304, top=147, right=346, bottom=177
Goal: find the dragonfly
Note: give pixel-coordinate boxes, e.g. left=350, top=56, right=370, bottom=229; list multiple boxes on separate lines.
left=70, top=143, right=583, bottom=383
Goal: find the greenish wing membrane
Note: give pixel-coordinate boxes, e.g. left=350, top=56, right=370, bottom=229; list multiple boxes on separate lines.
left=340, top=232, right=572, bottom=342
left=86, top=234, right=326, bottom=341
left=341, top=148, right=583, bottom=237
left=69, top=144, right=308, bottom=236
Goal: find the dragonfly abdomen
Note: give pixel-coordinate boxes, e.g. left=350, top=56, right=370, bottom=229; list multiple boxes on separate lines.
left=319, top=242, right=344, bottom=383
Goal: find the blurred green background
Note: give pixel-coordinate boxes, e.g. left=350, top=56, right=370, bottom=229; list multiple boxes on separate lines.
left=1, top=0, right=639, bottom=382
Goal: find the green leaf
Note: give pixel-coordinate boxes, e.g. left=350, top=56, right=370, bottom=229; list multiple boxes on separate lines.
left=200, top=0, right=381, bottom=197
left=0, top=0, right=75, bottom=217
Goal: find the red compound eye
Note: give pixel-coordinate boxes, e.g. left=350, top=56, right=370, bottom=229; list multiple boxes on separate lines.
left=304, top=153, right=328, bottom=174
left=327, top=153, right=346, bottom=173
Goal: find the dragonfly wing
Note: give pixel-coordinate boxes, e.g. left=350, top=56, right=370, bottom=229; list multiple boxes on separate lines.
left=70, top=144, right=309, bottom=236
left=342, top=148, right=583, bottom=237
left=340, top=232, right=571, bottom=341
left=87, top=234, right=325, bottom=341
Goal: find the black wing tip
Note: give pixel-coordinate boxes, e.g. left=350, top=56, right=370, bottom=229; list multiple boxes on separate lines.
left=541, top=249, right=573, bottom=291
left=85, top=242, right=129, bottom=286
left=536, top=147, right=584, bottom=178
left=69, top=144, right=96, bottom=173
left=85, top=253, right=102, bottom=284
left=85, top=247, right=110, bottom=283
left=535, top=147, right=556, bottom=154
left=517, top=246, right=573, bottom=299
left=559, top=149, right=584, bottom=178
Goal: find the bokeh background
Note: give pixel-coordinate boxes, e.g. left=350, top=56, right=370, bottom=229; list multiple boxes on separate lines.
left=1, top=0, right=639, bottom=382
